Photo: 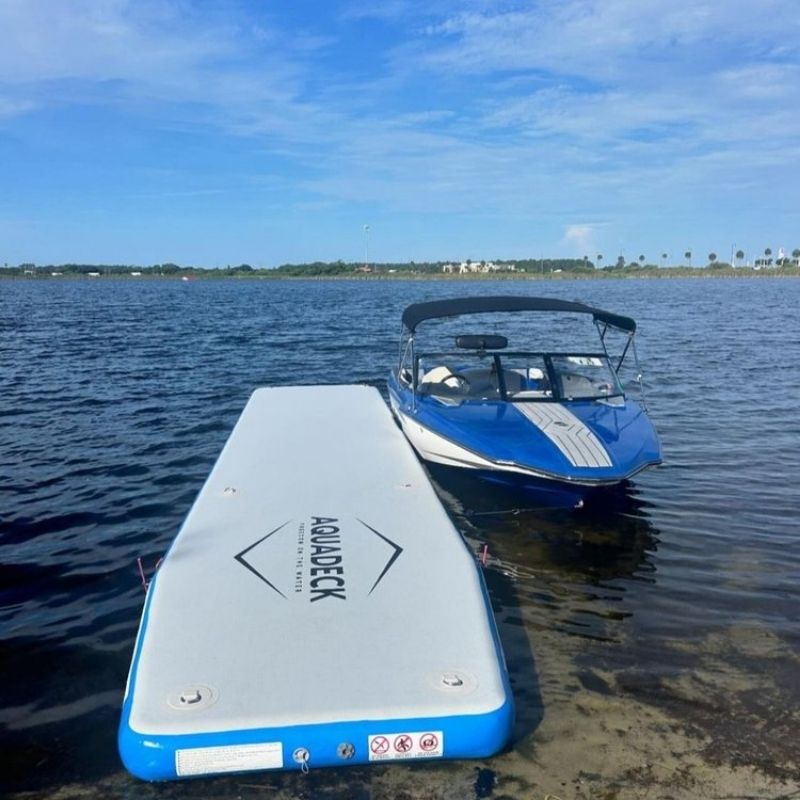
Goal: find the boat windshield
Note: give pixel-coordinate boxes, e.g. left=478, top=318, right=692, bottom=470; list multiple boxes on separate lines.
left=547, top=355, right=623, bottom=401
left=413, top=352, right=623, bottom=402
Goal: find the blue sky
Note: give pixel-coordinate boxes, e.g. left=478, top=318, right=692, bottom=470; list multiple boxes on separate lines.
left=1, top=0, right=798, bottom=267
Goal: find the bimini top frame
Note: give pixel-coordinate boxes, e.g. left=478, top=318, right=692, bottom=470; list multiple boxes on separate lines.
left=400, top=296, right=636, bottom=334
left=396, top=295, right=648, bottom=409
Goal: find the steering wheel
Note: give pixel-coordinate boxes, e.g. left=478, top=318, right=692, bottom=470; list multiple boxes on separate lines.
left=441, top=371, right=471, bottom=390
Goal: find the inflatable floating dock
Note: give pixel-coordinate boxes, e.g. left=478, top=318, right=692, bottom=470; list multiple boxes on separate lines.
left=119, top=385, right=513, bottom=781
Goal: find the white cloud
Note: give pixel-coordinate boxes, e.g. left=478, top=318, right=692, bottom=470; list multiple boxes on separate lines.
left=0, top=1, right=225, bottom=85
left=414, top=0, right=800, bottom=79
left=0, top=97, right=36, bottom=118
left=0, top=0, right=324, bottom=140
left=562, top=224, right=603, bottom=256
left=1, top=0, right=798, bottom=262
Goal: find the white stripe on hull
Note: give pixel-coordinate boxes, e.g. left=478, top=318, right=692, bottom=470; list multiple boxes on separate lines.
left=515, top=403, right=612, bottom=468
left=393, top=410, right=499, bottom=472
left=388, top=394, right=621, bottom=486
left=390, top=403, right=565, bottom=482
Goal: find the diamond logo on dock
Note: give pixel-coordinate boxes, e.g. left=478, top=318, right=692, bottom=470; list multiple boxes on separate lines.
left=233, top=516, right=403, bottom=602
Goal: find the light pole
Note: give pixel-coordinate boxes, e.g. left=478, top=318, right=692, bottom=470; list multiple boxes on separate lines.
left=363, top=224, right=370, bottom=269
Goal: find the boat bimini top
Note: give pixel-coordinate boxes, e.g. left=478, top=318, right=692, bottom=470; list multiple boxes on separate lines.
left=396, top=295, right=647, bottom=408
left=401, top=296, right=636, bottom=334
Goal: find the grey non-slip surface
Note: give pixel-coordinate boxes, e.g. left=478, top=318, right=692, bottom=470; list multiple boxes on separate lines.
left=126, top=385, right=507, bottom=736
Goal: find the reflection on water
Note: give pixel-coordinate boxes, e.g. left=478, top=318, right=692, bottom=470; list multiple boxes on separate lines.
left=431, top=463, right=659, bottom=589
left=2, top=277, right=800, bottom=799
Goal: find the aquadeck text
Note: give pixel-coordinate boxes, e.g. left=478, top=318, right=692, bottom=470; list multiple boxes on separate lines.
left=308, top=516, right=346, bottom=602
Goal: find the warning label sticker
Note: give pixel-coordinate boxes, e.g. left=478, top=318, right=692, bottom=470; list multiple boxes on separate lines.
left=175, top=742, right=283, bottom=776
left=368, top=731, right=444, bottom=761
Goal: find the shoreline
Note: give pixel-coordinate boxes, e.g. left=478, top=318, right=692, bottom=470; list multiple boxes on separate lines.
left=3, top=268, right=800, bottom=281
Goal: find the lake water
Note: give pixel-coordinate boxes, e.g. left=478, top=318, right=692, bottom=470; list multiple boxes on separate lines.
left=2, top=276, right=799, bottom=799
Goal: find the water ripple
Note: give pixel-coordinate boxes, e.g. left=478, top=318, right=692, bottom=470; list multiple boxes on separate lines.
left=2, top=276, right=799, bottom=793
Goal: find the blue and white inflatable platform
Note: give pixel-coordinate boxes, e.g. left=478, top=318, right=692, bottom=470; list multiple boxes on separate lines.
left=119, top=385, right=513, bottom=781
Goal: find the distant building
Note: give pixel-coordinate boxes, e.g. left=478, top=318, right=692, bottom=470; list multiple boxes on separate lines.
left=443, top=261, right=516, bottom=274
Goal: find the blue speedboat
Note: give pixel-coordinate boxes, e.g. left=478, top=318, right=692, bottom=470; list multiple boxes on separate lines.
left=387, top=296, right=662, bottom=505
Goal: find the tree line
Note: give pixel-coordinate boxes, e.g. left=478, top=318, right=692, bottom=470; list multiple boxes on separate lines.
left=594, top=247, right=800, bottom=269
left=4, top=252, right=799, bottom=277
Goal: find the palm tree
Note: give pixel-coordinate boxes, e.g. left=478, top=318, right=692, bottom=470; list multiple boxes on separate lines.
left=596, top=254, right=603, bottom=268
left=661, top=252, right=668, bottom=268
left=735, top=249, right=744, bottom=267
left=792, top=248, right=800, bottom=265
left=638, top=254, right=645, bottom=265
left=708, top=252, right=717, bottom=265
left=684, top=250, right=692, bottom=266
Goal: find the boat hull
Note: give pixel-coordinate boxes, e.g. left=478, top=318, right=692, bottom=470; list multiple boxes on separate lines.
left=387, top=374, right=661, bottom=505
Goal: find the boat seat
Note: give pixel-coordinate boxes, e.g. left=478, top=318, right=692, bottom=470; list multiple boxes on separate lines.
left=559, top=373, right=595, bottom=398
left=460, top=367, right=495, bottom=397
left=465, top=368, right=530, bottom=397
left=420, top=366, right=530, bottom=399
left=419, top=366, right=470, bottom=398
left=421, top=365, right=457, bottom=385
left=500, top=369, right=524, bottom=393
